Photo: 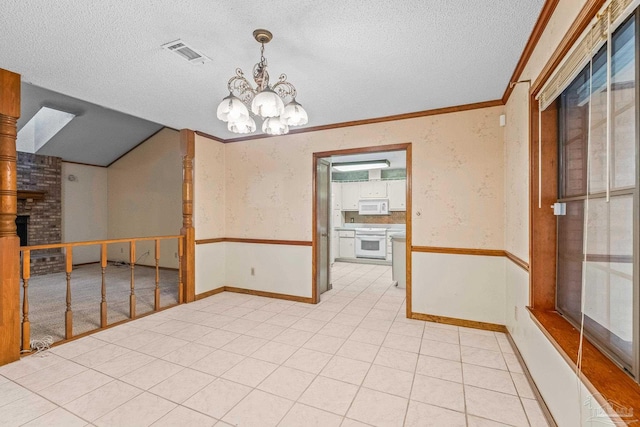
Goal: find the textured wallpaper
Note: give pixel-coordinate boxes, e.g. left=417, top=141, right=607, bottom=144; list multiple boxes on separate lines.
left=220, top=106, right=505, bottom=248
left=194, top=134, right=226, bottom=240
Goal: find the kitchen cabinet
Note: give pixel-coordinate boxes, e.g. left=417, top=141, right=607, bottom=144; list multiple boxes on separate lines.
left=341, top=182, right=360, bottom=210
left=387, top=179, right=406, bottom=211
left=331, top=182, right=342, bottom=210
left=359, top=181, right=387, bottom=198
left=338, top=230, right=355, bottom=258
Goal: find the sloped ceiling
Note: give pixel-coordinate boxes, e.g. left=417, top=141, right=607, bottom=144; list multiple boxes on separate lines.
left=1, top=0, right=544, bottom=164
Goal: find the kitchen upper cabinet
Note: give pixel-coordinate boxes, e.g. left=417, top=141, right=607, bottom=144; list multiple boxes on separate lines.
left=331, top=182, right=342, bottom=210
left=387, top=179, right=406, bottom=211
left=359, top=181, right=387, bottom=198
left=341, top=182, right=359, bottom=210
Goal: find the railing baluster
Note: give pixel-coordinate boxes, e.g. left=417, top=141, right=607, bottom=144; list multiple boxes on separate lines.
left=65, top=247, right=73, bottom=340
left=129, top=241, right=136, bottom=319
left=100, top=243, right=107, bottom=328
left=154, top=239, right=160, bottom=311
left=21, top=250, right=31, bottom=352
left=178, top=238, right=184, bottom=304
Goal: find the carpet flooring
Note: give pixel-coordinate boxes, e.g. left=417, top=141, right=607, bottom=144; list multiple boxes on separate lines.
left=21, top=263, right=179, bottom=344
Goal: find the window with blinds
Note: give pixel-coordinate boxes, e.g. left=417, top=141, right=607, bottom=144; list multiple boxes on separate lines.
left=555, top=8, right=638, bottom=378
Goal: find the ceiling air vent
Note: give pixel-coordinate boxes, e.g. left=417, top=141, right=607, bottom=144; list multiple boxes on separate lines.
left=162, top=39, right=211, bottom=65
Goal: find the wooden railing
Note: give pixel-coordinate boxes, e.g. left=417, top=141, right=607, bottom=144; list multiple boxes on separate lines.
left=19, top=235, right=185, bottom=352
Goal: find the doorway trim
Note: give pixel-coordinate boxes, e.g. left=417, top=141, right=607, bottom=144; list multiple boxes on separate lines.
left=311, top=142, right=412, bottom=317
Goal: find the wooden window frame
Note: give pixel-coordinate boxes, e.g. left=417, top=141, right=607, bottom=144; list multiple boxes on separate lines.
left=528, top=5, right=640, bottom=416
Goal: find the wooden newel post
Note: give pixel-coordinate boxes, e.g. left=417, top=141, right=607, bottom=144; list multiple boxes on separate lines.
left=0, top=68, right=21, bottom=365
left=180, top=130, right=195, bottom=303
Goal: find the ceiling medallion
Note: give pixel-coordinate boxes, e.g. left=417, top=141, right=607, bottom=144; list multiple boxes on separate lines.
left=216, top=29, right=308, bottom=135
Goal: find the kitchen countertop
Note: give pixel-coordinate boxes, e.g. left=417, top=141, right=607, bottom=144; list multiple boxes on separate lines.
left=390, top=232, right=406, bottom=241
left=334, top=224, right=406, bottom=232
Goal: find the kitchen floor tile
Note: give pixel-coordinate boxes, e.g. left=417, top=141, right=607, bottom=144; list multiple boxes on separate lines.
left=95, top=391, right=176, bottom=427
left=191, top=350, right=245, bottom=376
left=14, top=359, right=87, bottom=392
left=415, top=354, right=462, bottom=383
left=278, top=402, right=343, bottom=427
left=336, top=340, right=380, bottom=363
left=421, top=327, right=459, bottom=345
left=299, top=376, right=359, bottom=415
left=349, top=326, right=387, bottom=345
left=346, top=387, right=408, bottom=427
left=383, top=332, right=422, bottom=353
left=362, top=364, right=414, bottom=398
left=151, top=405, right=217, bottom=427
left=272, top=328, right=314, bottom=346
left=461, top=346, right=508, bottom=371
left=120, top=358, right=184, bottom=390
left=38, top=369, right=113, bottom=405
left=320, top=355, right=371, bottom=385
left=250, top=340, right=298, bottom=364
left=221, top=334, right=269, bottom=356
left=465, top=385, right=529, bottom=426
left=183, top=378, right=252, bottom=419
left=220, top=357, right=278, bottom=387
left=420, top=339, right=461, bottom=361
left=283, top=348, right=333, bottom=374
left=374, top=347, right=418, bottom=372
left=257, top=366, right=316, bottom=400
left=22, top=407, right=88, bottom=427
left=303, top=334, right=346, bottom=354
left=0, top=393, right=59, bottom=426
left=463, top=363, right=517, bottom=395
left=404, top=400, right=466, bottom=427
left=148, top=368, right=215, bottom=403
left=223, top=389, right=293, bottom=427
left=63, top=380, right=142, bottom=421
left=411, top=373, right=465, bottom=412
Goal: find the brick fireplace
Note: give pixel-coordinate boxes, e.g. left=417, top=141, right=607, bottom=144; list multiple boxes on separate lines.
left=17, top=152, right=64, bottom=275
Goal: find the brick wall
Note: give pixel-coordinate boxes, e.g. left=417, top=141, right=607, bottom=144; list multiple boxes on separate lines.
left=17, top=152, right=64, bottom=275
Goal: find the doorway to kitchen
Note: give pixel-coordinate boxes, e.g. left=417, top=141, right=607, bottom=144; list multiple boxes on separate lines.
left=312, top=143, right=411, bottom=317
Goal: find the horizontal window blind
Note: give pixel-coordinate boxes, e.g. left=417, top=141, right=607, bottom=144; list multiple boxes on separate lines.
left=538, top=0, right=634, bottom=111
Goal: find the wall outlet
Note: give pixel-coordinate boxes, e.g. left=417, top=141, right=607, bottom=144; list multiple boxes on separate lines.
left=514, top=306, right=518, bottom=321
left=120, top=248, right=123, bottom=253
left=174, top=252, right=177, bottom=258
left=251, top=267, right=255, bottom=276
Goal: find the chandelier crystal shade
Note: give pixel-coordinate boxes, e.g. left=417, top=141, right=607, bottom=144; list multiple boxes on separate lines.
left=216, top=29, right=308, bottom=135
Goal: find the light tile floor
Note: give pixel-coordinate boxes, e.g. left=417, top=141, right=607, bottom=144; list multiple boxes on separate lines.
left=0, top=262, right=550, bottom=426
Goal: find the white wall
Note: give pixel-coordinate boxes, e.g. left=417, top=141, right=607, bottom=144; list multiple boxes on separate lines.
left=61, top=162, right=108, bottom=264
left=225, top=242, right=312, bottom=298
left=412, top=252, right=506, bottom=325
left=195, top=243, right=226, bottom=295
left=107, top=128, right=181, bottom=268
left=505, top=263, right=613, bottom=426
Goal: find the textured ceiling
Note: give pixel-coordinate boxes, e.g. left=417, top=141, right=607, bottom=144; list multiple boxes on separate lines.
left=1, top=0, right=544, bottom=150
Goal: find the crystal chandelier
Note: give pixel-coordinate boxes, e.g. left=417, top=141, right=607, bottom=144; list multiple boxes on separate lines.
left=216, top=29, right=308, bottom=136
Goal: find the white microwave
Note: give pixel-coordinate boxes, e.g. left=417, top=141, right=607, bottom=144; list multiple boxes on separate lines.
left=358, top=199, right=389, bottom=215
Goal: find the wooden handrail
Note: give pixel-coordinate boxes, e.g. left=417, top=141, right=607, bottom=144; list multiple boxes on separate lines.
left=19, top=234, right=186, bottom=351
left=20, top=235, right=184, bottom=251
